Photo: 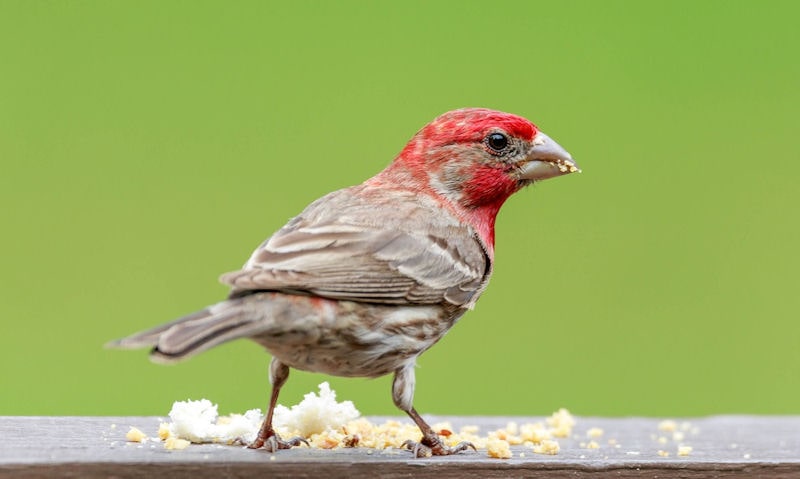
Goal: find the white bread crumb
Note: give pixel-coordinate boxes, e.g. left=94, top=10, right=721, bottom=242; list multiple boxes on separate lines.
left=273, top=382, right=360, bottom=437
left=127, top=384, right=574, bottom=456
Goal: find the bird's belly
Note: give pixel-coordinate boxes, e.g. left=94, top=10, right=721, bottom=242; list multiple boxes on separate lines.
left=248, top=295, right=463, bottom=378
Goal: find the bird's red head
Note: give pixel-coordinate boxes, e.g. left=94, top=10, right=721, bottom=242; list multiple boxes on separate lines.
left=376, top=108, right=579, bottom=250
left=414, top=108, right=538, bottom=146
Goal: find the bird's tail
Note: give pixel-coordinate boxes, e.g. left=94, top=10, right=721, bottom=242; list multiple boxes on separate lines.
left=106, top=297, right=269, bottom=364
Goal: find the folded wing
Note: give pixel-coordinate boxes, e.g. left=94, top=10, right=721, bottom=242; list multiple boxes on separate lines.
left=220, top=188, right=490, bottom=307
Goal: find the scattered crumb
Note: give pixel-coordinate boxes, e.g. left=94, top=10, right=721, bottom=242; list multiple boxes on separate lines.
left=585, top=440, right=600, bottom=449
left=532, top=439, right=560, bottom=455
left=658, top=420, right=677, bottom=432
left=546, top=409, right=575, bottom=438
left=125, top=427, right=147, bottom=443
left=651, top=419, right=695, bottom=458
left=125, top=384, right=576, bottom=455
left=158, top=422, right=171, bottom=440
left=505, top=422, right=519, bottom=436
left=555, top=161, right=580, bottom=173
left=310, top=432, right=342, bottom=449
left=586, top=427, right=604, bottom=438
left=159, top=382, right=354, bottom=445
left=519, top=422, right=551, bottom=443
left=487, top=438, right=513, bottom=459
left=743, top=453, right=752, bottom=459
left=164, top=437, right=190, bottom=450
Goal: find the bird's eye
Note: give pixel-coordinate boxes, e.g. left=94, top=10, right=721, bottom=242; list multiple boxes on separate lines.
left=486, top=133, right=509, bottom=153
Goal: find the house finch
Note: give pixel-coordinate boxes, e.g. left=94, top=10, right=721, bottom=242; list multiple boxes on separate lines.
left=108, top=108, right=579, bottom=457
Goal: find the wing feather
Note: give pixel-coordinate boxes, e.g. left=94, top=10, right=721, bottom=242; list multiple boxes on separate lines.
left=220, top=187, right=490, bottom=307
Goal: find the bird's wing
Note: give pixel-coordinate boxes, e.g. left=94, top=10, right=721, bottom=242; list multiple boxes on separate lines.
left=220, top=188, right=490, bottom=307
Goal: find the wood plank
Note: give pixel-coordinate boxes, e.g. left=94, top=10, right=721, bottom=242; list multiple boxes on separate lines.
left=1, top=416, right=798, bottom=478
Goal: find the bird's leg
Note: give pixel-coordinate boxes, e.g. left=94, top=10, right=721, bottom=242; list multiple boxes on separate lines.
left=248, top=358, right=308, bottom=451
left=392, top=364, right=475, bottom=457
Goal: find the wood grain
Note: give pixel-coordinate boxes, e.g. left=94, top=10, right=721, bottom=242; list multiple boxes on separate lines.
left=1, top=416, right=798, bottom=478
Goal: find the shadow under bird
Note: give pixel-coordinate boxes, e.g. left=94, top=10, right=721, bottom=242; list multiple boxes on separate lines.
left=108, top=108, right=580, bottom=457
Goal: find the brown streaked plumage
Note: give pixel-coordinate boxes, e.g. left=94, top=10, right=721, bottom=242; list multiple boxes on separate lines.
left=108, top=108, right=579, bottom=457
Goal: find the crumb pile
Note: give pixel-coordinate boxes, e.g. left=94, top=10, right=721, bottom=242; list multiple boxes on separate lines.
left=123, top=382, right=575, bottom=459
left=653, top=419, right=696, bottom=457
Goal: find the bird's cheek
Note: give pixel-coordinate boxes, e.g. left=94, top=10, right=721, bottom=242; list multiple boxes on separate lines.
left=461, top=166, right=520, bottom=207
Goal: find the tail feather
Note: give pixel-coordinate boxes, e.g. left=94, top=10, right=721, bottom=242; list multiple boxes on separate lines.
left=106, top=307, right=216, bottom=350
left=106, top=298, right=268, bottom=364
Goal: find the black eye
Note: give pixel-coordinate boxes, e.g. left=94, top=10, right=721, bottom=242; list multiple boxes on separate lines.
left=486, top=133, right=509, bottom=153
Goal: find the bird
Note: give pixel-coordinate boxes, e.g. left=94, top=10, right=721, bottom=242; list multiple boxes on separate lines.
left=108, top=108, right=579, bottom=457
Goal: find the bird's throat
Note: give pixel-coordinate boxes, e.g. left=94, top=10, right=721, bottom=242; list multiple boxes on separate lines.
left=458, top=166, right=520, bottom=251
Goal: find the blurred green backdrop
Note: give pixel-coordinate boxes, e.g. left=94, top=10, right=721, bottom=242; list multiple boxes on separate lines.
left=1, top=0, right=798, bottom=418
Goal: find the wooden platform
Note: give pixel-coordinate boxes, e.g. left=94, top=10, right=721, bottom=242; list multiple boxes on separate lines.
left=1, top=416, right=798, bottom=478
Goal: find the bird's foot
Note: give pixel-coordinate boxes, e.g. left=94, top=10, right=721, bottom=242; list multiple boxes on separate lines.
left=248, top=432, right=308, bottom=452
left=401, top=436, right=476, bottom=458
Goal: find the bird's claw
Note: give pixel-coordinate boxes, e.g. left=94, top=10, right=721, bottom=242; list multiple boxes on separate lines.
left=401, top=439, right=432, bottom=458
left=401, top=437, right=476, bottom=457
left=248, top=434, right=308, bottom=452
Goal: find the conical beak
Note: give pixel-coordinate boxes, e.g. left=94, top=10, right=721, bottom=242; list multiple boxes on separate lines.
left=518, top=131, right=580, bottom=181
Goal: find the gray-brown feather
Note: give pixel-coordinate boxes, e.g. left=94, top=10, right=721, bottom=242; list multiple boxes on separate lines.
left=109, top=185, right=491, bottom=374
left=220, top=186, right=491, bottom=308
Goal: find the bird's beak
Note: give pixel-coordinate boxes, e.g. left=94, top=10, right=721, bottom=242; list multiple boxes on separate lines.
left=518, top=132, right=580, bottom=181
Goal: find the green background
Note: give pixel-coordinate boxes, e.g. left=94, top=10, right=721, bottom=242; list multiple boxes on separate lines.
left=2, top=0, right=798, bottom=418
